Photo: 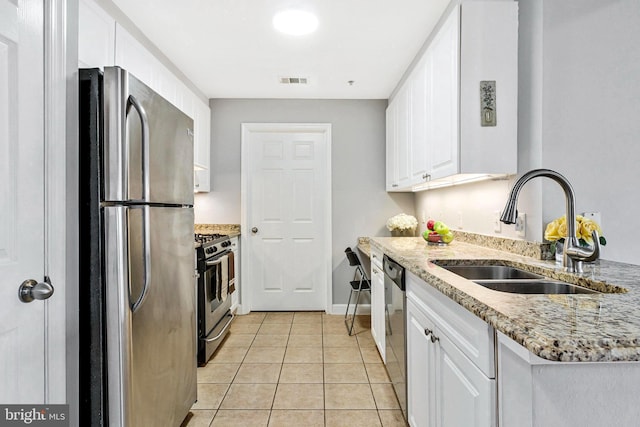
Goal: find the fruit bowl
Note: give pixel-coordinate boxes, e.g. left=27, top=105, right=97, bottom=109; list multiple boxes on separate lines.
left=423, top=219, right=454, bottom=245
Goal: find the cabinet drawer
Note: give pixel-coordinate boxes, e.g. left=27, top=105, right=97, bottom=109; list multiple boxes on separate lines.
left=406, top=271, right=495, bottom=378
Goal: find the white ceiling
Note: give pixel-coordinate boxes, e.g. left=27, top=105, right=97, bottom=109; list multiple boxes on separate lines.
left=110, top=0, right=451, bottom=99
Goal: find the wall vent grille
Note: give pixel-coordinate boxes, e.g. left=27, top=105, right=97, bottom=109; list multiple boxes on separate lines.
left=279, top=77, right=309, bottom=85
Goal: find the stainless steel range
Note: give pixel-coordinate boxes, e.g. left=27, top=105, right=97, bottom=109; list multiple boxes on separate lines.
left=195, top=233, right=236, bottom=365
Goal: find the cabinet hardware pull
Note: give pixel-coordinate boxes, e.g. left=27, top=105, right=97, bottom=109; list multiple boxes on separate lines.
left=424, top=328, right=432, bottom=336
left=430, top=334, right=439, bottom=343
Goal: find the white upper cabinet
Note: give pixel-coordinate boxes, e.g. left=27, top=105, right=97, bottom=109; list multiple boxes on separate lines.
left=387, top=2, right=518, bottom=192
left=79, top=0, right=211, bottom=192
left=193, top=100, right=211, bottom=192
left=78, top=0, right=115, bottom=68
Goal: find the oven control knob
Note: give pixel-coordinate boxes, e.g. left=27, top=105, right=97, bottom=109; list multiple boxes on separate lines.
left=211, top=246, right=218, bottom=253
left=221, top=241, right=230, bottom=247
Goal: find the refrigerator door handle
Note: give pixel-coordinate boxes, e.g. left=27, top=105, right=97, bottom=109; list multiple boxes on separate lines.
left=126, top=94, right=150, bottom=202
left=131, top=205, right=152, bottom=313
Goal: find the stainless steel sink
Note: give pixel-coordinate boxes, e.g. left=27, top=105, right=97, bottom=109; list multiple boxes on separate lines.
left=436, top=263, right=600, bottom=294
left=473, top=279, right=599, bottom=294
left=439, top=265, right=543, bottom=280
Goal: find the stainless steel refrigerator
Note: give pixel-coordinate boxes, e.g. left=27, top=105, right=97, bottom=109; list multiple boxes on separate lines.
left=79, top=66, right=196, bottom=426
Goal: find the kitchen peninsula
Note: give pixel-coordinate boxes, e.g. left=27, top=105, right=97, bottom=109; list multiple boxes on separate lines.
left=369, top=235, right=640, bottom=427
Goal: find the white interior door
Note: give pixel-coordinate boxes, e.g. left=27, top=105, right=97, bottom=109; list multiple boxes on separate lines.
left=0, top=0, right=47, bottom=402
left=242, top=123, right=331, bottom=311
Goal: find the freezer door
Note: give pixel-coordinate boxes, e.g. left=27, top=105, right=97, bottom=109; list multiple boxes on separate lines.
left=104, top=205, right=196, bottom=426
left=103, top=66, right=194, bottom=205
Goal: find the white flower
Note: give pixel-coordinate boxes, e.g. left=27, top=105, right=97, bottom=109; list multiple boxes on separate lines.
left=386, top=213, right=418, bottom=231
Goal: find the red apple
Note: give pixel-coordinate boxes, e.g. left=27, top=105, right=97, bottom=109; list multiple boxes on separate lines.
left=426, top=219, right=436, bottom=231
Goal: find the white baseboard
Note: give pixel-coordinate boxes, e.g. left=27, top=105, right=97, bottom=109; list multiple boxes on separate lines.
left=329, top=304, right=371, bottom=316
left=231, top=303, right=370, bottom=316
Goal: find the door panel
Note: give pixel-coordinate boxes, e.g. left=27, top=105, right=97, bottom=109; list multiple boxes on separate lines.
left=245, top=124, right=330, bottom=310
left=105, top=205, right=196, bottom=426
left=0, top=0, right=45, bottom=403
left=437, top=331, right=495, bottom=427
left=103, top=67, right=194, bottom=205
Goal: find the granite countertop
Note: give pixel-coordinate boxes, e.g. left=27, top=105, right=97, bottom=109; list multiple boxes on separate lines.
left=370, top=236, right=640, bottom=362
left=195, top=224, right=241, bottom=238
left=356, top=237, right=371, bottom=258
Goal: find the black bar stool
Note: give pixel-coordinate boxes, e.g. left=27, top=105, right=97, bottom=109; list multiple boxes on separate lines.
left=344, top=247, right=371, bottom=336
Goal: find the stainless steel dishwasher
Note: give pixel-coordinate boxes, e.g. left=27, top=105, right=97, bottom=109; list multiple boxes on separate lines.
left=383, top=254, right=406, bottom=420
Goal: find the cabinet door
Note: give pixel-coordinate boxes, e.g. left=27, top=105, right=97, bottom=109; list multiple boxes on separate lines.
left=407, top=299, right=437, bottom=427
left=193, top=100, right=211, bottom=192
left=395, top=88, right=411, bottom=186
left=371, top=264, right=385, bottom=361
left=114, top=24, right=154, bottom=87
left=436, top=331, right=495, bottom=427
left=428, top=5, right=459, bottom=180
left=78, top=0, right=115, bottom=68
left=385, top=100, right=399, bottom=191
left=230, top=237, right=240, bottom=310
left=409, top=56, right=430, bottom=185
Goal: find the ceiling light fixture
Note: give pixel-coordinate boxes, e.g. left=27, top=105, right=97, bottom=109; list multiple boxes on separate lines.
left=273, top=10, right=318, bottom=36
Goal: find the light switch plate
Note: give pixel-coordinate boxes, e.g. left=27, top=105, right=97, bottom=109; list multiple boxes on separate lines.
left=494, top=210, right=502, bottom=233
left=480, top=80, right=497, bottom=127
left=581, top=212, right=602, bottom=226
left=515, top=213, right=526, bottom=238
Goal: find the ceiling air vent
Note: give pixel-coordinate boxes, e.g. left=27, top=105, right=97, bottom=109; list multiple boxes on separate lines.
left=279, top=77, right=309, bottom=85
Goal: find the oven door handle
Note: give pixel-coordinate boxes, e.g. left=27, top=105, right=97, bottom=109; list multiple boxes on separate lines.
left=201, top=312, right=235, bottom=342
left=205, top=253, right=231, bottom=267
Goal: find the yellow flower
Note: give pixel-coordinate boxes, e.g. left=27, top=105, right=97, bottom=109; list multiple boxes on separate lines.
left=544, top=216, right=566, bottom=241
left=544, top=215, right=605, bottom=246
left=578, top=218, right=602, bottom=243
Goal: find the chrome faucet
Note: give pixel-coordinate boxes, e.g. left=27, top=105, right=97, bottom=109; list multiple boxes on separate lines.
left=500, top=169, right=599, bottom=273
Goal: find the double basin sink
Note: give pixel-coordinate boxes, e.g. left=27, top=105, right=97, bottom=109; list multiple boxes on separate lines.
left=436, top=264, right=599, bottom=294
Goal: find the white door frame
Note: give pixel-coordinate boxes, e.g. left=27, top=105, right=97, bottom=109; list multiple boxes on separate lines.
left=45, top=0, right=74, bottom=405
left=240, top=123, right=332, bottom=314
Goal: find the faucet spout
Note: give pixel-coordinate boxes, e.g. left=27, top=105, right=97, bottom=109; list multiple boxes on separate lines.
left=500, top=168, right=599, bottom=273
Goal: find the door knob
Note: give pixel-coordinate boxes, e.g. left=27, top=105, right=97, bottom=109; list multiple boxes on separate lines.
left=18, top=277, right=54, bottom=303
left=251, top=227, right=259, bottom=234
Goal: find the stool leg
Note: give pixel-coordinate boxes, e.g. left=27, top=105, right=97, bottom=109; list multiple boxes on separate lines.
left=348, top=290, right=362, bottom=336
left=344, top=288, right=355, bottom=333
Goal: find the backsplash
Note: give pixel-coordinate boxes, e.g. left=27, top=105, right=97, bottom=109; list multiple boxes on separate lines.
left=413, top=177, right=544, bottom=245
left=453, top=230, right=552, bottom=260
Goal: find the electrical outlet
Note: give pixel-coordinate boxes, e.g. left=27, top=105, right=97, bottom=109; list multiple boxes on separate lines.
left=582, top=212, right=601, bottom=226
left=494, top=210, right=502, bottom=233
left=515, top=213, right=526, bottom=238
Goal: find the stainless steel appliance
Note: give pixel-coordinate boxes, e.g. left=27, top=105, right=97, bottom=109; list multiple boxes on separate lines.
left=79, top=67, right=196, bottom=426
left=383, top=254, right=407, bottom=420
left=195, top=233, right=236, bottom=365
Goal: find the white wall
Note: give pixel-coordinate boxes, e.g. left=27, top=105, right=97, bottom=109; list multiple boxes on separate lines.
left=539, top=0, right=640, bottom=264
left=194, top=99, right=415, bottom=305
left=416, top=0, right=640, bottom=264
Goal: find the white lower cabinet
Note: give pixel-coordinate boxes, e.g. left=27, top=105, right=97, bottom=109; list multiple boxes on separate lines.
left=370, top=246, right=385, bottom=361
left=497, top=332, right=640, bottom=427
left=406, top=272, right=495, bottom=427
left=230, top=236, right=240, bottom=312
left=407, top=298, right=436, bottom=427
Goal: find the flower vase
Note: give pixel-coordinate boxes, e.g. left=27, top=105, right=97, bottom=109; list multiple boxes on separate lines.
left=555, top=243, right=563, bottom=264
left=391, top=228, right=415, bottom=237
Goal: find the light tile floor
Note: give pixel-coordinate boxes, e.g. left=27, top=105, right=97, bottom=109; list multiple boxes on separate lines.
left=183, top=312, right=407, bottom=427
